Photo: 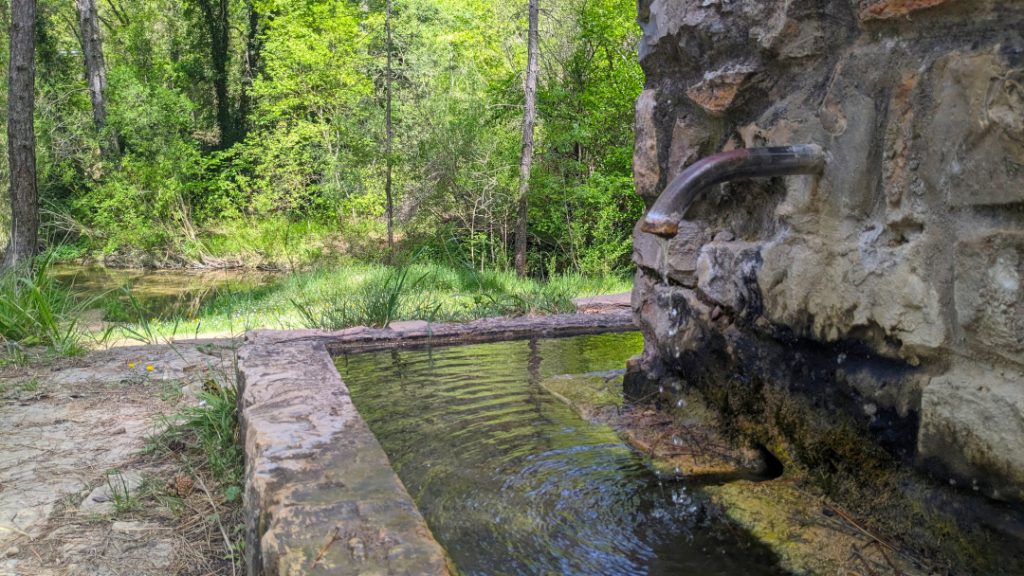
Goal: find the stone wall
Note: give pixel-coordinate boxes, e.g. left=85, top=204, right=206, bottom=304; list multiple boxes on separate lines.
left=631, top=0, right=1024, bottom=504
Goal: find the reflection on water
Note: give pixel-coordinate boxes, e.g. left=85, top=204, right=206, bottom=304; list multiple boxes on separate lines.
left=337, top=333, right=785, bottom=576
left=51, top=265, right=276, bottom=320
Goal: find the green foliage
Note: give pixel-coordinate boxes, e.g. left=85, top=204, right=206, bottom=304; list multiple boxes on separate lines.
left=148, top=379, right=243, bottom=497
left=0, top=256, right=89, bottom=356
left=101, top=260, right=629, bottom=337
left=293, top=266, right=432, bottom=329
left=105, top=470, right=141, bottom=514
left=181, top=385, right=243, bottom=485
left=19, top=0, right=643, bottom=276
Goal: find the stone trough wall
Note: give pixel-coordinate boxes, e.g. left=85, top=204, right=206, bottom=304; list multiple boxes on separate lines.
left=631, top=0, right=1024, bottom=503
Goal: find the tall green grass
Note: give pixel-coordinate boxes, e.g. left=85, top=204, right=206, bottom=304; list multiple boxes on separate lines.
left=88, top=261, right=632, bottom=339
left=293, top=266, right=438, bottom=329
left=288, top=263, right=626, bottom=330
left=0, top=256, right=93, bottom=356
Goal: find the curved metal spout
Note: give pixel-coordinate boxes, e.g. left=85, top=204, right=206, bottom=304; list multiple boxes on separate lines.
left=640, top=144, right=826, bottom=238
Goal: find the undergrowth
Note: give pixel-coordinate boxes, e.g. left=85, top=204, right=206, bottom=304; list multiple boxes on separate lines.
left=148, top=381, right=243, bottom=496
left=0, top=255, right=97, bottom=357
left=84, top=261, right=630, bottom=338
left=145, top=347, right=245, bottom=570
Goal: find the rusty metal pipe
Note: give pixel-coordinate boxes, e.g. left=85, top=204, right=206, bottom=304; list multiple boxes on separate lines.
left=640, top=144, right=826, bottom=238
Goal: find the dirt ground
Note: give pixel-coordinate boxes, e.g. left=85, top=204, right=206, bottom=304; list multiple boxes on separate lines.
left=1, top=341, right=240, bottom=576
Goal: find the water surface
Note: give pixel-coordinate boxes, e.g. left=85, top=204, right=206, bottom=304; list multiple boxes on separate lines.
left=52, top=264, right=276, bottom=320
left=337, top=332, right=784, bottom=576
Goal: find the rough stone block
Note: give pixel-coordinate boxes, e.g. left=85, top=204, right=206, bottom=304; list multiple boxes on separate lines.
left=685, top=66, right=754, bottom=116
left=759, top=232, right=948, bottom=355
left=954, top=232, right=1024, bottom=366
left=665, top=117, right=706, bottom=182
left=639, top=0, right=713, bottom=49
left=818, top=86, right=881, bottom=218
left=918, top=362, right=1024, bottom=502
left=633, top=220, right=708, bottom=287
left=922, top=49, right=1024, bottom=207
left=237, top=341, right=450, bottom=576
left=634, top=89, right=661, bottom=200
left=696, top=241, right=763, bottom=318
left=859, top=0, right=950, bottom=21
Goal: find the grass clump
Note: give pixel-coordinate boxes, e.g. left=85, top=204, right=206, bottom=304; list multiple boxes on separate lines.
left=150, top=381, right=243, bottom=490
left=288, top=263, right=627, bottom=330
left=146, top=357, right=245, bottom=569
left=0, top=255, right=93, bottom=356
left=293, top=266, right=438, bottom=329
left=105, top=470, right=141, bottom=514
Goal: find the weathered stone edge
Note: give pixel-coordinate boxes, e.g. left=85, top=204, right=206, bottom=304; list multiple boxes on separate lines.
left=238, top=340, right=450, bottom=576
left=246, top=311, right=637, bottom=352
left=238, top=312, right=637, bottom=575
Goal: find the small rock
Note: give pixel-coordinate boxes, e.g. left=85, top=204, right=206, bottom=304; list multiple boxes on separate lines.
left=859, top=0, right=948, bottom=21
left=714, top=230, right=735, bottom=242
left=80, top=471, right=144, bottom=514
left=4, top=546, right=18, bottom=558
left=349, top=536, right=366, bottom=562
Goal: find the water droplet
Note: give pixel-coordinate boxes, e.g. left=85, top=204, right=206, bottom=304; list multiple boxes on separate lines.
left=658, top=385, right=664, bottom=394
left=675, top=398, right=686, bottom=408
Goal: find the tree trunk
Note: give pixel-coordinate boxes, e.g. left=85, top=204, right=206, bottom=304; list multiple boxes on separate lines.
left=238, top=0, right=260, bottom=140
left=514, top=0, right=539, bottom=277
left=197, top=0, right=234, bottom=148
left=4, top=0, right=38, bottom=269
left=384, top=0, right=395, bottom=258
left=76, top=0, right=118, bottom=158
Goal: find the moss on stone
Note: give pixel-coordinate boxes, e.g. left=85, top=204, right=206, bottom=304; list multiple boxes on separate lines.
left=690, top=372, right=1018, bottom=575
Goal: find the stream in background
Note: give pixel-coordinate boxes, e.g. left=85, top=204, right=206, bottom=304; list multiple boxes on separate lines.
left=51, top=265, right=277, bottom=322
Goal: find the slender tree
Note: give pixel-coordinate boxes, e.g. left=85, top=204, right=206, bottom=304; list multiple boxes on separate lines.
left=4, top=0, right=38, bottom=269
left=514, top=0, right=539, bottom=276
left=384, top=0, right=395, bottom=257
left=195, top=0, right=235, bottom=147
left=238, top=0, right=261, bottom=140
left=76, top=0, right=118, bottom=158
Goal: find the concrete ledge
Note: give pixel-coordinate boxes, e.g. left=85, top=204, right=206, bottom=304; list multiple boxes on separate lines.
left=238, top=312, right=635, bottom=575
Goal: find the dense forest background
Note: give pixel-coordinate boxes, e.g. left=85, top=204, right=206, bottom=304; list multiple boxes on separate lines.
left=0, top=0, right=642, bottom=276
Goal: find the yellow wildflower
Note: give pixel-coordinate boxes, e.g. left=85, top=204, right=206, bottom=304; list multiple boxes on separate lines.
left=146, top=364, right=155, bottom=372
left=128, top=362, right=136, bottom=369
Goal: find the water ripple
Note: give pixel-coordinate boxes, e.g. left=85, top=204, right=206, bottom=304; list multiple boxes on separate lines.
left=338, top=333, right=784, bottom=576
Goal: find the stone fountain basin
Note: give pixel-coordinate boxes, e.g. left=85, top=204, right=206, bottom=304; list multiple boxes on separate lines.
left=236, top=312, right=635, bottom=576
